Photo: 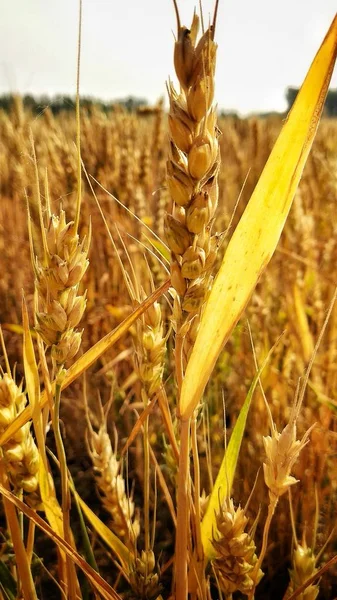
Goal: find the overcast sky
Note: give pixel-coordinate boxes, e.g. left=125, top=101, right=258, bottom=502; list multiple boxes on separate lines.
left=1, top=0, right=336, bottom=116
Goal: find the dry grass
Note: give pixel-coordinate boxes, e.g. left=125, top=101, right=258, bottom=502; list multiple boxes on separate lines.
left=1, top=96, right=337, bottom=598
left=0, top=8, right=337, bottom=599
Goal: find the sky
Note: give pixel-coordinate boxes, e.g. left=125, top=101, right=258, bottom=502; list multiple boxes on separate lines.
left=1, top=0, right=336, bottom=116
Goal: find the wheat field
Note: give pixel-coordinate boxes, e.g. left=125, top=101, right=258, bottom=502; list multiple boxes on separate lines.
left=0, top=5, right=337, bottom=600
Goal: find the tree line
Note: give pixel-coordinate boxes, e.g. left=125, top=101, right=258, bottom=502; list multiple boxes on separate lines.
left=0, top=94, right=148, bottom=115
left=0, top=89, right=336, bottom=116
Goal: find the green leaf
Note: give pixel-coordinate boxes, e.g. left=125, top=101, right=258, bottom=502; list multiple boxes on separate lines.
left=0, top=561, right=17, bottom=600
left=201, top=343, right=274, bottom=560
left=73, top=491, right=132, bottom=570
left=201, top=370, right=259, bottom=559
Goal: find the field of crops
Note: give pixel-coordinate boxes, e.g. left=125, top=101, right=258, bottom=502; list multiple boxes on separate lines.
left=0, top=7, right=337, bottom=600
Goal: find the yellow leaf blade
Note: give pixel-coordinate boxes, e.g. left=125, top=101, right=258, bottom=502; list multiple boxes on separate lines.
left=0, top=466, right=38, bottom=600
left=1, top=323, right=36, bottom=337
left=0, top=484, right=122, bottom=600
left=179, top=15, right=337, bottom=420
left=22, top=298, right=66, bottom=548
left=38, top=460, right=65, bottom=541
left=74, top=491, right=132, bottom=570
left=22, top=297, right=44, bottom=452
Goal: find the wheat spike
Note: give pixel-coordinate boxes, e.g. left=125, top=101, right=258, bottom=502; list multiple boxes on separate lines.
left=87, top=413, right=140, bottom=548
left=166, top=10, right=221, bottom=365
left=0, top=372, right=39, bottom=495
left=212, top=497, right=263, bottom=595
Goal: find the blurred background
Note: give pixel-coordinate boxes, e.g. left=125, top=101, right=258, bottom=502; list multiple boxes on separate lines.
left=1, top=0, right=336, bottom=115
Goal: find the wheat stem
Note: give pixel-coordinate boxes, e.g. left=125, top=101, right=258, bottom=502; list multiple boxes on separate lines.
left=191, top=416, right=202, bottom=561
left=0, top=461, right=37, bottom=600
left=53, top=375, right=77, bottom=600
left=74, top=0, right=82, bottom=233
left=249, top=495, right=278, bottom=599
left=175, top=333, right=184, bottom=395
left=157, top=387, right=180, bottom=462
left=175, top=417, right=190, bottom=599
left=143, top=396, right=150, bottom=555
